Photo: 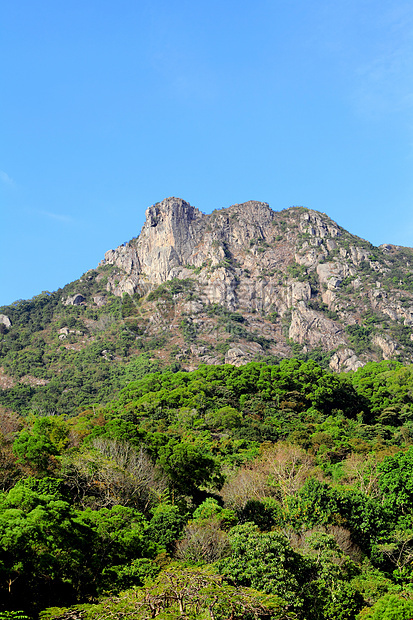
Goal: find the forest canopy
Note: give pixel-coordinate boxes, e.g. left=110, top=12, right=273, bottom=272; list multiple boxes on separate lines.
left=2, top=358, right=413, bottom=619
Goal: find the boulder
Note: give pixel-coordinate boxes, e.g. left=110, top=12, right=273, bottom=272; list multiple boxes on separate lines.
left=0, top=315, right=11, bottom=329
left=63, top=294, right=86, bottom=306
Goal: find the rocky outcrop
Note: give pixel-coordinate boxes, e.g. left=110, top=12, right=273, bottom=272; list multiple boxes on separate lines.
left=299, top=210, right=342, bottom=239
left=225, top=342, right=264, bottom=366
left=372, top=335, right=399, bottom=360
left=63, top=294, right=86, bottom=306
left=289, top=302, right=347, bottom=349
left=281, top=281, right=312, bottom=309
left=329, top=348, right=364, bottom=373
left=58, top=327, right=83, bottom=340
left=317, top=262, right=353, bottom=290
left=93, top=295, right=107, bottom=307
left=103, top=197, right=282, bottom=302
left=4, top=195, right=413, bottom=406
left=104, top=198, right=206, bottom=294
left=0, top=315, right=11, bottom=329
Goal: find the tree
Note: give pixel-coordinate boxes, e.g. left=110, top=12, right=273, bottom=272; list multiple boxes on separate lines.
left=158, top=438, right=219, bottom=496
left=62, top=439, right=166, bottom=511
left=13, top=416, right=69, bottom=472
left=378, top=446, right=413, bottom=515
left=342, top=453, right=382, bottom=498
left=176, top=520, right=230, bottom=564
left=265, top=443, right=314, bottom=503
left=376, top=527, right=413, bottom=582
left=219, top=458, right=272, bottom=512
left=205, top=406, right=242, bottom=430
left=0, top=438, right=22, bottom=492
left=40, top=564, right=294, bottom=619
left=217, top=522, right=308, bottom=611
left=74, top=504, right=158, bottom=593
left=191, top=497, right=236, bottom=529
left=147, top=502, right=185, bottom=551
left=357, top=592, right=413, bottom=619
left=0, top=478, right=88, bottom=613
left=175, top=498, right=236, bottom=563
left=297, top=531, right=363, bottom=620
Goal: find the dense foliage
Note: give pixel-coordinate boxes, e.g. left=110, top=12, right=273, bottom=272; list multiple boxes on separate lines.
left=1, top=356, right=413, bottom=618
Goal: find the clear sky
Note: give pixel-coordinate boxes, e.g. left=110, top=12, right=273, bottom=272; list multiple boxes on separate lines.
left=1, top=0, right=413, bottom=306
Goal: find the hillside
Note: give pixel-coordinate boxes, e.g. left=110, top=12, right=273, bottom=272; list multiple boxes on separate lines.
left=1, top=197, right=413, bottom=416
left=3, top=198, right=413, bottom=619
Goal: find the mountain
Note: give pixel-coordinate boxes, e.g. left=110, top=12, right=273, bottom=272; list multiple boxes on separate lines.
left=3, top=197, right=413, bottom=618
left=1, top=196, right=413, bottom=415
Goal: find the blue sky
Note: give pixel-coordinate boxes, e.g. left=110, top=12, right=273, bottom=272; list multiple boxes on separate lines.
left=1, top=0, right=413, bottom=306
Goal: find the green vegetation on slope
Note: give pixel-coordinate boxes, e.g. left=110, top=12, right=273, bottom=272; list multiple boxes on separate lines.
left=1, top=359, right=413, bottom=618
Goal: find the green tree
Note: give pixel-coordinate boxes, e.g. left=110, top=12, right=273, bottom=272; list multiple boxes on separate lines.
left=357, top=592, right=413, bottom=619
left=158, top=438, right=219, bottom=495
left=74, top=504, right=157, bottom=592
left=40, top=564, right=293, bottom=620
left=147, top=502, right=185, bottom=551
left=217, top=522, right=308, bottom=610
left=378, top=446, right=413, bottom=515
left=13, top=416, right=69, bottom=472
left=0, top=478, right=88, bottom=613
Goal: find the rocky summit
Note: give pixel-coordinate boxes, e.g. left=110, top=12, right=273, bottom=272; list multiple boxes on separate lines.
left=1, top=196, right=413, bottom=415
left=98, top=197, right=413, bottom=372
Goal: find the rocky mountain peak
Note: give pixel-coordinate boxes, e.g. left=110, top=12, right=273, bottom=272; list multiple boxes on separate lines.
left=144, top=196, right=203, bottom=227
left=94, top=198, right=413, bottom=371
left=102, top=198, right=277, bottom=294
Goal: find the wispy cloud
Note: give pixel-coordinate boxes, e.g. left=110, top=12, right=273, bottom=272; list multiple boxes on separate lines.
left=39, top=210, right=74, bottom=224
left=0, top=170, right=15, bottom=186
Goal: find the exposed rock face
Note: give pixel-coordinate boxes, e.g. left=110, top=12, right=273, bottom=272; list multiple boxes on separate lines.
left=225, top=342, right=264, bottom=366
left=58, top=327, right=83, bottom=340
left=63, top=294, right=86, bottom=306
left=281, top=282, right=312, bottom=309
left=289, top=302, right=347, bottom=349
left=93, top=295, right=107, bottom=307
left=0, top=315, right=11, bottom=329
left=95, top=197, right=413, bottom=371
left=372, top=335, right=399, bottom=360
left=103, top=197, right=280, bottom=303
left=316, top=262, right=353, bottom=290
left=329, top=348, right=364, bottom=373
